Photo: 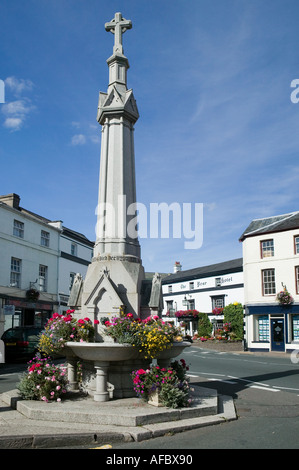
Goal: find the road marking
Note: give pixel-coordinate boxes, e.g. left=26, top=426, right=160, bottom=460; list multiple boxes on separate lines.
left=208, top=378, right=237, bottom=384
left=273, top=385, right=299, bottom=392
left=246, top=385, right=280, bottom=392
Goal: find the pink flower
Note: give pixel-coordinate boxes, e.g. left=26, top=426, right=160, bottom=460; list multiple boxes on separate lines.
left=94, top=320, right=100, bottom=325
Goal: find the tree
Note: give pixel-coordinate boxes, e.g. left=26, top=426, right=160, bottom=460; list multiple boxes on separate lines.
left=223, top=302, right=244, bottom=340
left=197, top=312, right=213, bottom=337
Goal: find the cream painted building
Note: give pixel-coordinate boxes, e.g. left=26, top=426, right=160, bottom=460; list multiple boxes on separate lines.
left=240, top=212, right=299, bottom=353
left=0, top=194, right=94, bottom=337
left=162, top=258, right=244, bottom=336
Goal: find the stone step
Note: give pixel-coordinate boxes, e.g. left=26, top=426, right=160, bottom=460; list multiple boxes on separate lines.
left=1, top=386, right=219, bottom=427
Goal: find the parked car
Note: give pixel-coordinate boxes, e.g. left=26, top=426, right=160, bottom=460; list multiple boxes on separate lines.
left=1, top=326, right=44, bottom=361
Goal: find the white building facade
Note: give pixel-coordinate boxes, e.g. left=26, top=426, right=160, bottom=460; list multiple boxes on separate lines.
left=0, top=194, right=94, bottom=337
left=240, top=212, right=299, bottom=353
left=162, top=259, right=244, bottom=336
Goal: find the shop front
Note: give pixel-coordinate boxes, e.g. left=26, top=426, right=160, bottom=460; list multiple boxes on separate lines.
left=245, top=305, right=299, bottom=353
left=2, top=298, right=56, bottom=331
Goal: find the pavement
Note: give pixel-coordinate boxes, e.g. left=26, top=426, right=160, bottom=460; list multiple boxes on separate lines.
left=1, top=344, right=287, bottom=449
left=0, top=381, right=236, bottom=449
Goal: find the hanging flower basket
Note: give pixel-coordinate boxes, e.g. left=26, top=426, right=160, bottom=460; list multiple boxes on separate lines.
left=276, top=287, right=294, bottom=306
left=26, top=288, right=40, bottom=302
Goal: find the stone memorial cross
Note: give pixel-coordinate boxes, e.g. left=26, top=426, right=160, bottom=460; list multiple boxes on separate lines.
left=105, top=12, right=132, bottom=55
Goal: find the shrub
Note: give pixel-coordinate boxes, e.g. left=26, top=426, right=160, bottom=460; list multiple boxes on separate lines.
left=197, top=312, right=213, bottom=337
left=223, top=302, right=244, bottom=340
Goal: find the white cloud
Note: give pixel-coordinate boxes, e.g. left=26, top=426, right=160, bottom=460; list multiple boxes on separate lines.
left=5, top=76, right=34, bottom=95
left=3, top=117, right=23, bottom=131
left=2, top=98, right=35, bottom=132
left=2, top=77, right=35, bottom=131
left=71, top=134, right=86, bottom=145
left=2, top=99, right=33, bottom=116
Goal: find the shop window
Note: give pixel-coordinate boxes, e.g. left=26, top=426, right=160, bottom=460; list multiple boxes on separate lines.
left=256, top=315, right=270, bottom=342
left=291, top=315, right=299, bottom=342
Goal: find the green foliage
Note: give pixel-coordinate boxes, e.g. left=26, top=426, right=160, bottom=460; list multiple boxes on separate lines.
left=197, top=312, right=213, bottom=337
left=223, top=302, right=244, bottom=340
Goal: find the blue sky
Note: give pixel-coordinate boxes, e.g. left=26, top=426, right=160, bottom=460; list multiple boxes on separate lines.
left=1, top=0, right=299, bottom=274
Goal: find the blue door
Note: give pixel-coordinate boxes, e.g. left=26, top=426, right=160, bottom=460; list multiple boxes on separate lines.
left=271, top=319, right=285, bottom=352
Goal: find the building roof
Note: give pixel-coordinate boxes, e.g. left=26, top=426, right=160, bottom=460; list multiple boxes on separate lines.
left=162, top=258, right=243, bottom=285
left=0, top=193, right=94, bottom=247
left=239, top=211, right=299, bottom=241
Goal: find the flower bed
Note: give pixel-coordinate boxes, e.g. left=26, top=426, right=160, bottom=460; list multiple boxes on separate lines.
left=131, top=359, right=192, bottom=408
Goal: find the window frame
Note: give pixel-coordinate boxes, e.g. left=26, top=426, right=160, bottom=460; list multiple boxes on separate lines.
left=13, top=219, right=24, bottom=238
left=295, top=266, right=299, bottom=295
left=10, top=257, right=21, bottom=288
left=39, top=264, right=48, bottom=292
left=260, top=239, right=274, bottom=259
left=262, top=268, right=276, bottom=296
left=41, top=230, right=50, bottom=247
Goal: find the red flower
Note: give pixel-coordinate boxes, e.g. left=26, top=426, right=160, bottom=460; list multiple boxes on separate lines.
left=29, top=363, right=42, bottom=372
left=94, top=320, right=100, bottom=325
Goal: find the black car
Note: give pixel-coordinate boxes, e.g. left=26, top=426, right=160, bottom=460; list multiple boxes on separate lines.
left=1, top=326, right=44, bottom=361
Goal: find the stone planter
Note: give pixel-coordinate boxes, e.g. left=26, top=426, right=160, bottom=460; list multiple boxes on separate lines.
left=148, top=390, right=163, bottom=407
left=64, top=341, right=191, bottom=402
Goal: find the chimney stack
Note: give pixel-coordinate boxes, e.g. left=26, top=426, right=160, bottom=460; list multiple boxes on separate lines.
left=174, top=261, right=182, bottom=273
left=0, top=193, right=20, bottom=209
